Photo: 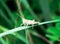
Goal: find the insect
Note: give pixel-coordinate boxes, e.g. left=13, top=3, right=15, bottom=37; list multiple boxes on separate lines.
left=21, top=17, right=39, bottom=26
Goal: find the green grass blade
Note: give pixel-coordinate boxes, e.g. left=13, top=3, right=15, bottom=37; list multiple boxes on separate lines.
left=0, top=9, right=13, bottom=27
left=0, top=0, right=15, bottom=22
left=0, top=38, right=6, bottom=44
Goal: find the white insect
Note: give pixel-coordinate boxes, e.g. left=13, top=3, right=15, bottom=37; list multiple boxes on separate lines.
left=22, top=18, right=39, bottom=26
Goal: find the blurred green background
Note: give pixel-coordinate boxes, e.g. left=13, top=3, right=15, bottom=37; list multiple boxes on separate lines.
left=0, top=0, right=60, bottom=44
